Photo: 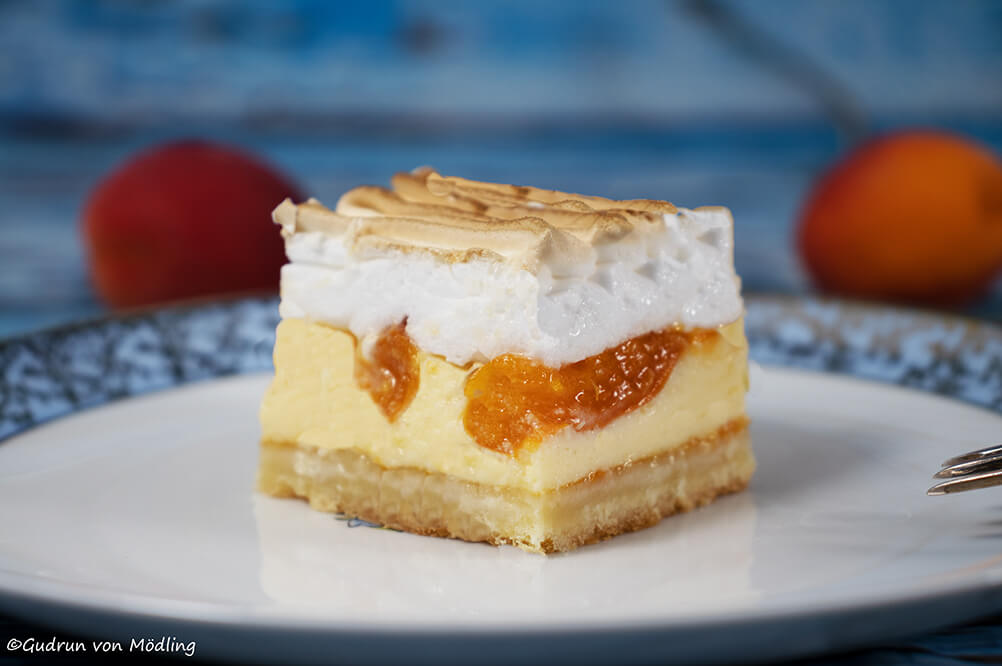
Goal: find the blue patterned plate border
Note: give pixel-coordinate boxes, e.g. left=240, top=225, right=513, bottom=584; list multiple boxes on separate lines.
left=1, top=293, right=1001, bottom=442
left=744, top=295, right=1002, bottom=411
left=0, top=296, right=278, bottom=442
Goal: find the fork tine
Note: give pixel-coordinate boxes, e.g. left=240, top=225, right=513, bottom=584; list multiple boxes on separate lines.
left=928, top=468, right=1002, bottom=496
left=935, top=452, right=1002, bottom=478
left=942, top=444, right=1002, bottom=468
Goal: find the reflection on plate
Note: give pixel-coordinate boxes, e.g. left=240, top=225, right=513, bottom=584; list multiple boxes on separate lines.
left=1, top=295, right=1002, bottom=664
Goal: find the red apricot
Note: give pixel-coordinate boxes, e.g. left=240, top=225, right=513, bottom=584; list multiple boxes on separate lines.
left=82, top=140, right=302, bottom=308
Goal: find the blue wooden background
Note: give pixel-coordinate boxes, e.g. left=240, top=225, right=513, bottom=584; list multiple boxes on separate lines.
left=1, top=0, right=1001, bottom=338
left=1, top=4, right=1002, bottom=661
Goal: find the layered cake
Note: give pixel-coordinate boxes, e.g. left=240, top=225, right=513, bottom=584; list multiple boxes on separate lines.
left=258, top=168, right=753, bottom=554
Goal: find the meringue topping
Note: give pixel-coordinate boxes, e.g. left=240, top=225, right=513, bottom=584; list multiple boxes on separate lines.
left=274, top=168, right=742, bottom=366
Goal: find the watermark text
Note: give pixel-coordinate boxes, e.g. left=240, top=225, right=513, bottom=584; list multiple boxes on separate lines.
left=6, top=635, right=196, bottom=657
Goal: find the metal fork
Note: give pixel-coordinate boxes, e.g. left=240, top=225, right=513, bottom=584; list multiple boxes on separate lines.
left=928, top=445, right=1002, bottom=495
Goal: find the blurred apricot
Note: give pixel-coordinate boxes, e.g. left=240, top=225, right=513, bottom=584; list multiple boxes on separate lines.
left=796, top=131, right=1002, bottom=306
left=82, top=140, right=302, bottom=309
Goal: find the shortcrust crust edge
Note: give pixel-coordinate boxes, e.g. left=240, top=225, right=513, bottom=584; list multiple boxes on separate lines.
left=258, top=418, right=753, bottom=554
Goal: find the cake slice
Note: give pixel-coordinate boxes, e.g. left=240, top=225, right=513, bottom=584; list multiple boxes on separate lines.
left=258, top=168, right=753, bottom=554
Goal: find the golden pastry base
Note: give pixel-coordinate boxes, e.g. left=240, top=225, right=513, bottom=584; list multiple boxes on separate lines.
left=257, top=418, right=753, bottom=554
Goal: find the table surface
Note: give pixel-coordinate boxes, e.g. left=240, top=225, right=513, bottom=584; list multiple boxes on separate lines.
left=2, top=128, right=1002, bottom=665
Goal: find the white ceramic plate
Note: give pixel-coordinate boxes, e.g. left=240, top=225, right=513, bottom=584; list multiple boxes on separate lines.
left=3, top=365, right=1002, bottom=664
left=3, top=296, right=1002, bottom=664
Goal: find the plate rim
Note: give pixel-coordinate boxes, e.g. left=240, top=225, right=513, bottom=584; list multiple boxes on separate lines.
left=3, top=294, right=1002, bottom=662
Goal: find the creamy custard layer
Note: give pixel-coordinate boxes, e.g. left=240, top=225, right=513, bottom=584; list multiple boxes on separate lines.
left=259, top=318, right=749, bottom=493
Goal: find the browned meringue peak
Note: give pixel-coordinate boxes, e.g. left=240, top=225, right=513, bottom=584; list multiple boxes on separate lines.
left=416, top=169, right=678, bottom=216
left=391, top=168, right=678, bottom=218
left=341, top=169, right=680, bottom=241
left=273, top=196, right=590, bottom=269
left=336, top=184, right=642, bottom=244
left=275, top=169, right=693, bottom=272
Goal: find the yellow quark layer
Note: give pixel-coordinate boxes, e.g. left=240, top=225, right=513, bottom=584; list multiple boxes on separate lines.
left=259, top=318, right=748, bottom=493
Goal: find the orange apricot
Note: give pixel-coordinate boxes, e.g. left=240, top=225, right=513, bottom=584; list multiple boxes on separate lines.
left=796, top=131, right=1002, bottom=305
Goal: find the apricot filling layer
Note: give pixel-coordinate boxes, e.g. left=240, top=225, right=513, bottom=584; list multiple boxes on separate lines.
left=463, top=328, right=707, bottom=456
left=353, top=322, right=420, bottom=422
left=353, top=322, right=716, bottom=455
